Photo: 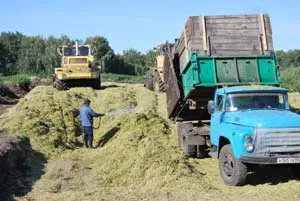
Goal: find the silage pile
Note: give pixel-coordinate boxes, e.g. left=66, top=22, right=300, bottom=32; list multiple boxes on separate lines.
left=288, top=92, right=300, bottom=110
left=0, top=86, right=96, bottom=156
left=3, top=83, right=300, bottom=201
left=1, top=83, right=215, bottom=199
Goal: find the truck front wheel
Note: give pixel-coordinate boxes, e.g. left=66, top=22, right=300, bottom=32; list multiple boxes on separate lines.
left=219, top=144, right=247, bottom=186
left=145, top=72, right=154, bottom=91
left=54, top=78, right=69, bottom=90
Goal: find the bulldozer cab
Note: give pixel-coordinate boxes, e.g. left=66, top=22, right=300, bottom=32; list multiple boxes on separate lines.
left=155, top=43, right=174, bottom=71
left=63, top=46, right=90, bottom=56
left=53, top=41, right=101, bottom=90
left=57, top=41, right=94, bottom=69
left=155, top=44, right=166, bottom=73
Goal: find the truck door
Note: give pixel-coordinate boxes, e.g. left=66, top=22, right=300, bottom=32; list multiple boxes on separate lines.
left=210, top=94, right=224, bottom=146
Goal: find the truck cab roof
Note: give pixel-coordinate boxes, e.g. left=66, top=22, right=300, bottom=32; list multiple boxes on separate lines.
left=217, top=85, right=288, bottom=94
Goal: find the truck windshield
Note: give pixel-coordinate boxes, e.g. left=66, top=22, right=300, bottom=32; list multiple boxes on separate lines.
left=225, top=93, right=288, bottom=112
left=64, top=47, right=89, bottom=56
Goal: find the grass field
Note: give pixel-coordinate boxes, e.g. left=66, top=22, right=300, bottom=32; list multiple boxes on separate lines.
left=101, top=73, right=144, bottom=84
left=0, top=74, right=31, bottom=87
left=0, top=73, right=144, bottom=88
left=281, top=67, right=300, bottom=92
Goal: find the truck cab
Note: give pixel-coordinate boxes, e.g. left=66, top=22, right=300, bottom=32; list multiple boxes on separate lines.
left=210, top=85, right=300, bottom=185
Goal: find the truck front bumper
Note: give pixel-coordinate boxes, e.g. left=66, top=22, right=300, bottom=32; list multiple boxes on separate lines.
left=240, top=153, right=300, bottom=165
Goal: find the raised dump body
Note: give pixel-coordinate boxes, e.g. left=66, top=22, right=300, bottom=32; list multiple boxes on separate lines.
left=164, top=14, right=281, bottom=121
left=175, top=14, right=274, bottom=69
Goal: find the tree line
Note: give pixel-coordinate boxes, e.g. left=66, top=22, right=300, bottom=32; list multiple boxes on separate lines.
left=0, top=32, right=299, bottom=77
left=276, top=50, right=300, bottom=68
left=0, top=32, right=156, bottom=76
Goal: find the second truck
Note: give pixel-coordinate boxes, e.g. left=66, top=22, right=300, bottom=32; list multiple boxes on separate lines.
left=145, top=44, right=174, bottom=92
left=163, top=14, right=300, bottom=186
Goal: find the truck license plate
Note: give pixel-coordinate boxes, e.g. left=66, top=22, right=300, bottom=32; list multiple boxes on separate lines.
left=277, top=158, right=300, bottom=164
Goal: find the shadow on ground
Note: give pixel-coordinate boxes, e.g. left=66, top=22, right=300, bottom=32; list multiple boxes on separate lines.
left=100, top=84, right=122, bottom=90
left=96, top=123, right=121, bottom=148
left=0, top=86, right=19, bottom=105
left=0, top=135, right=47, bottom=201
left=246, top=165, right=299, bottom=185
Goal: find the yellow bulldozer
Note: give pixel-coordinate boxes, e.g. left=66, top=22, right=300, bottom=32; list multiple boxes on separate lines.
left=144, top=43, right=173, bottom=92
left=52, top=41, right=101, bottom=90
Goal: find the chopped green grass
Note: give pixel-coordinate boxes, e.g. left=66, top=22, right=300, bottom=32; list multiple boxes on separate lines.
left=2, top=82, right=300, bottom=201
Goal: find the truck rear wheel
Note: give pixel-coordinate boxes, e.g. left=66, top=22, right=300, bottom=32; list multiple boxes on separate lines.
left=177, top=122, right=197, bottom=157
left=145, top=73, right=154, bottom=91
left=290, top=164, right=300, bottom=178
left=182, top=136, right=197, bottom=157
left=219, top=144, right=247, bottom=186
left=92, top=78, right=101, bottom=89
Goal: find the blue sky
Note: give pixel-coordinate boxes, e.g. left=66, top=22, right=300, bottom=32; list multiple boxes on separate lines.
left=1, top=0, right=299, bottom=53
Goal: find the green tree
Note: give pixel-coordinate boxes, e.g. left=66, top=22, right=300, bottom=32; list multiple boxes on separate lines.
left=42, top=36, right=61, bottom=75
left=276, top=49, right=300, bottom=68
left=110, top=54, right=135, bottom=75
left=121, top=49, right=146, bottom=75
left=85, top=36, right=114, bottom=73
left=58, top=35, right=73, bottom=46
left=0, top=41, right=8, bottom=74
left=16, top=36, right=46, bottom=74
left=0, top=32, right=23, bottom=74
left=145, top=49, right=156, bottom=68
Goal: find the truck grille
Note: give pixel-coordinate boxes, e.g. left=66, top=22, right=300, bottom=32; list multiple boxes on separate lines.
left=254, top=128, right=300, bottom=154
left=69, top=58, right=87, bottom=64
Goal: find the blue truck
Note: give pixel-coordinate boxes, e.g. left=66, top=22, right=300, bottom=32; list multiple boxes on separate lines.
left=163, top=14, right=300, bottom=186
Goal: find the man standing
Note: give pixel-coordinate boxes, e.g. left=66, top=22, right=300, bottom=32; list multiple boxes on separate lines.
left=79, top=99, right=103, bottom=148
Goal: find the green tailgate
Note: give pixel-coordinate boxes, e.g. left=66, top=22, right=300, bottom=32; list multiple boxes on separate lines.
left=181, top=53, right=281, bottom=98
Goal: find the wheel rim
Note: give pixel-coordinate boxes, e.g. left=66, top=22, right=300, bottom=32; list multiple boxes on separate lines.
left=222, top=153, right=234, bottom=177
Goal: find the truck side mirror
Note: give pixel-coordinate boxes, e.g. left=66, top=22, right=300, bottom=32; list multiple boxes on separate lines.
left=207, top=100, right=215, bottom=114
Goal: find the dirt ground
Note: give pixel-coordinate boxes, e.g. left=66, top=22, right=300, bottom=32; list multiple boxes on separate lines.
left=1, top=83, right=300, bottom=201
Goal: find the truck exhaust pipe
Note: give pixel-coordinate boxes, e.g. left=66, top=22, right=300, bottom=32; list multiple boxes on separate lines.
left=75, top=40, right=79, bottom=56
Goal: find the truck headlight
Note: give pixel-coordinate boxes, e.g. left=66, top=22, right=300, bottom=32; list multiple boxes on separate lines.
left=244, top=135, right=254, bottom=152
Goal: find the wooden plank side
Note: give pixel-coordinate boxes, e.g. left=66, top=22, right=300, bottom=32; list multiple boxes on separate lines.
left=179, top=50, right=188, bottom=69
left=175, top=14, right=274, bottom=68
left=206, top=29, right=261, bottom=37
left=163, top=49, right=182, bottom=118
left=205, top=50, right=260, bottom=57
left=211, top=43, right=261, bottom=50
left=206, top=25, right=260, bottom=31
left=260, top=14, right=268, bottom=51
left=205, top=15, right=259, bottom=23
left=264, top=14, right=273, bottom=35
